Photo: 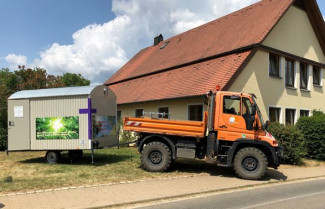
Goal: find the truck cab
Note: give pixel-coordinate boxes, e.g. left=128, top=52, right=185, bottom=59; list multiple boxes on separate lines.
left=124, top=91, right=283, bottom=180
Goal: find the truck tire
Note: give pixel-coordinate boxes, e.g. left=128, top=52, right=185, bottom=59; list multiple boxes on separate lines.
left=233, top=147, right=267, bottom=180
left=46, top=151, right=61, bottom=164
left=141, top=142, right=172, bottom=172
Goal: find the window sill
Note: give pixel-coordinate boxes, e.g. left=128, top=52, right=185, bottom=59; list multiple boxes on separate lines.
left=269, top=75, right=283, bottom=79
left=286, top=86, right=297, bottom=90
left=300, top=88, right=311, bottom=92
left=313, top=84, right=323, bottom=88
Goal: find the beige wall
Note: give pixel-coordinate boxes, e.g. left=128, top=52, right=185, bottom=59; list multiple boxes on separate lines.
left=263, top=5, right=325, bottom=63
left=228, top=50, right=325, bottom=124
left=118, top=97, right=206, bottom=121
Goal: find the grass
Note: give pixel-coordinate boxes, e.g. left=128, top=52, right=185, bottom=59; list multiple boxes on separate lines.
left=0, top=147, right=323, bottom=194
left=0, top=147, right=234, bottom=194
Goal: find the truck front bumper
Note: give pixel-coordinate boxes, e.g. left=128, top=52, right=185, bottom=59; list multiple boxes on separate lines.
left=272, top=146, right=284, bottom=168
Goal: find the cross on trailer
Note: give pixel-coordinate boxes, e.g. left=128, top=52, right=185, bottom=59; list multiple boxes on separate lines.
left=124, top=90, right=284, bottom=180
left=7, top=85, right=117, bottom=163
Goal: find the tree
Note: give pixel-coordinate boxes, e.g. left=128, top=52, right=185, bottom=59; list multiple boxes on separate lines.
left=61, top=73, right=90, bottom=87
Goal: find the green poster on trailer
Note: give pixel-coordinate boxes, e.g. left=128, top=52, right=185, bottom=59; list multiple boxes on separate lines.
left=36, top=116, right=79, bottom=139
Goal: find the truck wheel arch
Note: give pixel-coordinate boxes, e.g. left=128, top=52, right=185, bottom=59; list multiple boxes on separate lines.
left=138, top=135, right=176, bottom=160
left=226, top=139, right=278, bottom=168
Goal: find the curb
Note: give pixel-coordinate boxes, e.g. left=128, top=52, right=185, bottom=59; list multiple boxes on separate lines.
left=89, top=175, right=325, bottom=209
left=0, top=174, right=206, bottom=197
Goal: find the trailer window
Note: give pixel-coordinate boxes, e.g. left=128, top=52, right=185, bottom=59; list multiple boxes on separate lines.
left=223, top=96, right=240, bottom=115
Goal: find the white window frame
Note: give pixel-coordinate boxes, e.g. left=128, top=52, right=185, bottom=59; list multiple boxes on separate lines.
left=157, top=106, right=170, bottom=119
left=134, top=108, right=144, bottom=117
left=268, top=105, right=282, bottom=123
left=285, top=107, right=297, bottom=125
left=187, top=103, right=204, bottom=121
left=268, top=53, right=282, bottom=78
left=284, top=58, right=297, bottom=89
left=299, top=108, right=311, bottom=118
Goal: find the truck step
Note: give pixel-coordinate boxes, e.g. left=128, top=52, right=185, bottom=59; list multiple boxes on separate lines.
left=221, top=145, right=231, bottom=148
left=217, top=154, right=228, bottom=157
left=217, top=163, right=229, bottom=167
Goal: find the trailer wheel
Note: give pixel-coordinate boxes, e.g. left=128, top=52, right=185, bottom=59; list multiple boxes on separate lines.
left=46, top=151, right=61, bottom=164
left=141, top=142, right=172, bottom=172
left=233, top=147, right=267, bottom=180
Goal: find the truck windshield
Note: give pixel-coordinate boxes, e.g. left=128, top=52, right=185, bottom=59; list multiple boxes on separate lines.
left=252, top=97, right=265, bottom=129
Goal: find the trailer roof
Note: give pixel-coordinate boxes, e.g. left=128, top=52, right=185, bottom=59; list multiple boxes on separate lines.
left=9, top=85, right=100, bottom=100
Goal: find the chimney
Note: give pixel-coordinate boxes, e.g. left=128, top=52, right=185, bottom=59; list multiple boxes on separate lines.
left=154, top=34, right=163, bottom=46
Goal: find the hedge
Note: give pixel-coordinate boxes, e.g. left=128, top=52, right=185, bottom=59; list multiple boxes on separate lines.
left=267, top=122, right=306, bottom=165
left=296, top=111, right=325, bottom=161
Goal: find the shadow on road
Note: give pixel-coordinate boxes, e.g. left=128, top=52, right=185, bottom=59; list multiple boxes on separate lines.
left=0, top=203, right=5, bottom=208
left=170, top=159, right=287, bottom=181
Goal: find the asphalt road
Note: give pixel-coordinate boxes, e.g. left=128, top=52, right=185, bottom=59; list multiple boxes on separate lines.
left=135, top=178, right=325, bottom=209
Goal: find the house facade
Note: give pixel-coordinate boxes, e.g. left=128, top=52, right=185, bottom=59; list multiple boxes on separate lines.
left=106, top=0, right=325, bottom=126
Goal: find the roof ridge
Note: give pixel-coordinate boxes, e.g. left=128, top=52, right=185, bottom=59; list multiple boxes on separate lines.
left=105, top=0, right=294, bottom=85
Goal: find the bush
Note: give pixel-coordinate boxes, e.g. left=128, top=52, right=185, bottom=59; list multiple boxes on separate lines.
left=296, top=111, right=325, bottom=161
left=117, top=119, right=137, bottom=146
left=267, top=122, right=305, bottom=165
left=0, top=127, right=7, bottom=151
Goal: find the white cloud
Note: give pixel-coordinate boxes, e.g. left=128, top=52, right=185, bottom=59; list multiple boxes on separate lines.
left=31, top=0, right=259, bottom=83
left=5, top=54, right=27, bottom=69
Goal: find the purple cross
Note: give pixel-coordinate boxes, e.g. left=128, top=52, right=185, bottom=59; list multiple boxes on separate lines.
left=79, top=98, right=97, bottom=139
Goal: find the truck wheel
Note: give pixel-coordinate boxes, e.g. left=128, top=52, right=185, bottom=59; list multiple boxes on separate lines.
left=141, top=142, right=172, bottom=172
left=233, top=147, right=267, bottom=180
left=46, top=151, right=61, bottom=164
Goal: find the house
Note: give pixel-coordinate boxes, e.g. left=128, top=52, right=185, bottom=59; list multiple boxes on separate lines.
left=105, top=0, right=325, bottom=125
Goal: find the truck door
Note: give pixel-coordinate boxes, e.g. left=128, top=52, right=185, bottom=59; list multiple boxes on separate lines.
left=217, top=95, right=255, bottom=141
left=8, top=100, right=31, bottom=151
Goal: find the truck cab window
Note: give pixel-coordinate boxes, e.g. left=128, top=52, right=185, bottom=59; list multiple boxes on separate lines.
left=242, top=97, right=255, bottom=131
left=223, top=96, right=240, bottom=115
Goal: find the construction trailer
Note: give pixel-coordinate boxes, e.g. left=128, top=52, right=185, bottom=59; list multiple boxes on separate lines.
left=7, top=85, right=117, bottom=163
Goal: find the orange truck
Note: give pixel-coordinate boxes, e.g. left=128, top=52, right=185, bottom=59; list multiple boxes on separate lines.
left=123, top=90, right=283, bottom=180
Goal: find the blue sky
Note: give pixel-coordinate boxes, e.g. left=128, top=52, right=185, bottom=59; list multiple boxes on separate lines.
left=0, top=0, right=324, bottom=83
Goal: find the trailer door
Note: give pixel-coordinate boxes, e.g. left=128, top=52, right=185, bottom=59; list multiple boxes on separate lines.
left=8, top=100, right=31, bottom=151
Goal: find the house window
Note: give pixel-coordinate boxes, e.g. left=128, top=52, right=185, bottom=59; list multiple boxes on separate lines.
left=135, top=109, right=143, bottom=117
left=300, top=110, right=310, bottom=117
left=285, top=58, right=295, bottom=88
left=300, top=62, right=308, bottom=90
left=117, top=110, right=121, bottom=121
left=269, top=107, right=281, bottom=122
left=285, top=108, right=296, bottom=125
left=158, top=107, right=169, bottom=119
left=188, top=104, right=203, bottom=121
left=269, top=53, right=280, bottom=77
left=313, top=66, right=321, bottom=86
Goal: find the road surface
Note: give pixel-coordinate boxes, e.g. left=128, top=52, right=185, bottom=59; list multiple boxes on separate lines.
left=135, top=178, right=325, bottom=209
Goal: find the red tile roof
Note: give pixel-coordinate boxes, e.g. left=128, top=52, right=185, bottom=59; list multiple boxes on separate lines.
left=110, top=51, right=252, bottom=104
left=106, top=0, right=325, bottom=104
left=106, top=0, right=294, bottom=85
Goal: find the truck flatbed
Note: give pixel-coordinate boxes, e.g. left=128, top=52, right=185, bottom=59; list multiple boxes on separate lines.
left=124, top=113, right=207, bottom=138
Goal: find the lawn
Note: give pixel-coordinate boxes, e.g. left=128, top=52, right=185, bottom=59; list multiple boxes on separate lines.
left=1, top=147, right=323, bottom=194
left=0, top=147, right=225, bottom=194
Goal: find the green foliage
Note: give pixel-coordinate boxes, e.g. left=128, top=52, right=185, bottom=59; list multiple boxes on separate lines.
left=0, top=127, right=7, bottom=150
left=296, top=110, right=325, bottom=161
left=117, top=119, right=137, bottom=146
left=267, top=122, right=306, bottom=165
left=61, top=73, right=90, bottom=87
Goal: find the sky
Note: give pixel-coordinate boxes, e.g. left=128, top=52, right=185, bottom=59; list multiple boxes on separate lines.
left=1, top=0, right=324, bottom=84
